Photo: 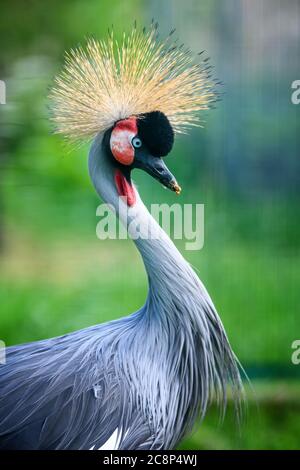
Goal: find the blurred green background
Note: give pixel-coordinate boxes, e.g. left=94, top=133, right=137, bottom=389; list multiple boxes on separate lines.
left=0, top=0, right=299, bottom=450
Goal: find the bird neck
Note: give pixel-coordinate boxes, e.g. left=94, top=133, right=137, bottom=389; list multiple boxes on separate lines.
left=88, top=134, right=192, bottom=310
left=88, top=135, right=243, bottom=448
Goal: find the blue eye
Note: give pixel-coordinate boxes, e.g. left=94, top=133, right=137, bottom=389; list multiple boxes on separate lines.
left=132, top=137, right=142, bottom=148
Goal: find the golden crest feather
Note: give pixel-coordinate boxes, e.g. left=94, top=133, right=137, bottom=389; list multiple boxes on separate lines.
left=49, top=24, right=218, bottom=142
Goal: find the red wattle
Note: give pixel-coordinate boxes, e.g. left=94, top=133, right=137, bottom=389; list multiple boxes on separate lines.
left=114, top=170, right=136, bottom=207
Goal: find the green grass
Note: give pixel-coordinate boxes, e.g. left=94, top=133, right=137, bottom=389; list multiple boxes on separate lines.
left=178, top=383, right=300, bottom=450
left=0, top=235, right=147, bottom=345
left=188, top=243, right=299, bottom=364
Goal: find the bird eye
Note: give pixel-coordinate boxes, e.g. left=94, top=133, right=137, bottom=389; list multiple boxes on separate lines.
left=132, top=137, right=142, bottom=149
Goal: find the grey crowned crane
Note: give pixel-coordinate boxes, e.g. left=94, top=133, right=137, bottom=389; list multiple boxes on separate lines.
left=0, top=25, right=243, bottom=450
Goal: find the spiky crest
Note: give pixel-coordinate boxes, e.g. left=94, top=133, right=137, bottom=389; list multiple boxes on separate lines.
left=49, top=24, right=218, bottom=142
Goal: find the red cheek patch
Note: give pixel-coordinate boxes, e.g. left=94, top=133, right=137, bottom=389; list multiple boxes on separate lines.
left=114, top=117, right=137, bottom=133
left=114, top=169, right=136, bottom=206
left=110, top=117, right=137, bottom=165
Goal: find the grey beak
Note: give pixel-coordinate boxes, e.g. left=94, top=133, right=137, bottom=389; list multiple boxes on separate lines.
left=133, top=152, right=181, bottom=194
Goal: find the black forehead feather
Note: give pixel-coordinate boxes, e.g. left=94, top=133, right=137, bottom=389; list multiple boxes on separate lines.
left=137, top=111, right=174, bottom=157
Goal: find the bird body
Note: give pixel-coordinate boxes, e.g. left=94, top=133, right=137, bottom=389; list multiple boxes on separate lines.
left=0, top=25, right=243, bottom=450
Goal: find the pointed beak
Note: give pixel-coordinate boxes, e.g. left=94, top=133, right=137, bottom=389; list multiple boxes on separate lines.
left=133, top=152, right=181, bottom=195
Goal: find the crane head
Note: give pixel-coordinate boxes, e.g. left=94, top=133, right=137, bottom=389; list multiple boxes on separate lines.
left=49, top=25, right=218, bottom=208
left=105, top=111, right=181, bottom=206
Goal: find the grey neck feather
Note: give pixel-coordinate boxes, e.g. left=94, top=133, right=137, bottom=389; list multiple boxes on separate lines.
left=89, top=135, right=188, bottom=293
left=88, top=133, right=243, bottom=448
left=89, top=133, right=195, bottom=300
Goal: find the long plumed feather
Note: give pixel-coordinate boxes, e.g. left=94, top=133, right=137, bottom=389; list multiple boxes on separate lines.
left=49, top=24, right=218, bottom=142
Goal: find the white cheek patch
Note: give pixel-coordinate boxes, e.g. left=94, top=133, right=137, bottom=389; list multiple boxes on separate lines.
left=110, top=129, right=135, bottom=165
left=110, top=130, right=133, bottom=151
